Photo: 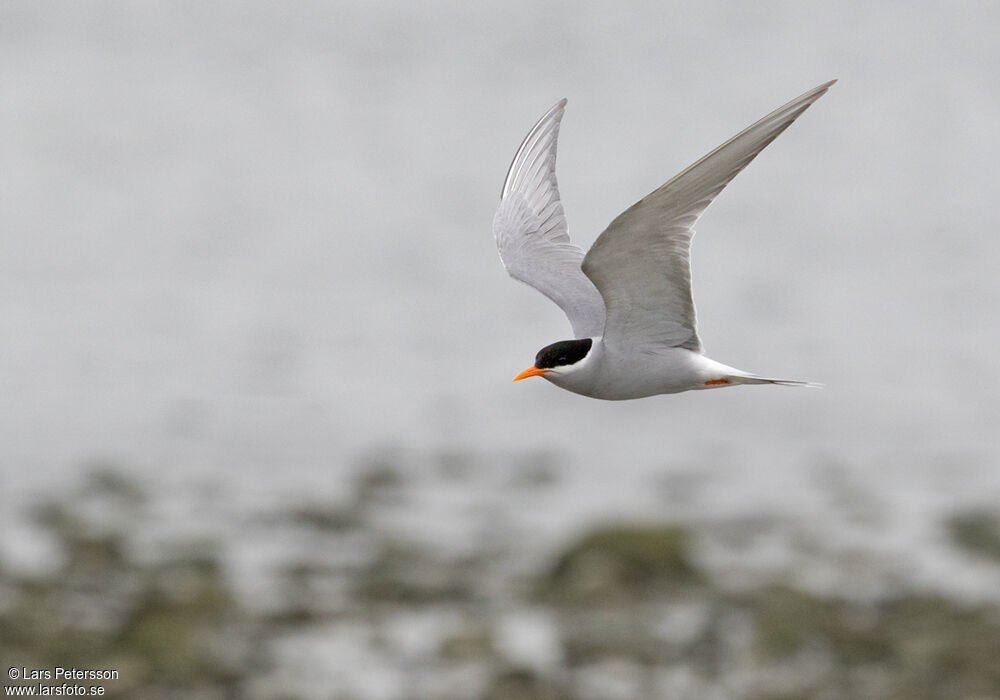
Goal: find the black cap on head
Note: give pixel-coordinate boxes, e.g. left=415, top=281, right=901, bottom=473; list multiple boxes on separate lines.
left=534, top=338, right=593, bottom=369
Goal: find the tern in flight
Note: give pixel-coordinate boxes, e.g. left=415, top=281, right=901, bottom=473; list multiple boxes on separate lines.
left=493, top=80, right=834, bottom=400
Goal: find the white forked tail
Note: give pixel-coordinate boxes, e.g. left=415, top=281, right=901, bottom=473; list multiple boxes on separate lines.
left=730, top=375, right=824, bottom=389
left=697, top=357, right=823, bottom=389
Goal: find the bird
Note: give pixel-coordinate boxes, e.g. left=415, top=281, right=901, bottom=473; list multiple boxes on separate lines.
left=492, top=80, right=834, bottom=400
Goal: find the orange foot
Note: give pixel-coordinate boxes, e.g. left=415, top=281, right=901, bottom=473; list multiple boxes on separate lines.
left=704, top=378, right=730, bottom=386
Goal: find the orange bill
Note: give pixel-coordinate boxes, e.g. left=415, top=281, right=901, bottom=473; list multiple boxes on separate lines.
left=512, top=365, right=550, bottom=382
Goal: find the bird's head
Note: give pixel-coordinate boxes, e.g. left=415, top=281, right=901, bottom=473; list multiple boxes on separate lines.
left=512, top=338, right=594, bottom=382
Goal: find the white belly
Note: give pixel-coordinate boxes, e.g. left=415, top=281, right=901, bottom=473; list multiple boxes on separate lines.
left=544, top=345, right=743, bottom=400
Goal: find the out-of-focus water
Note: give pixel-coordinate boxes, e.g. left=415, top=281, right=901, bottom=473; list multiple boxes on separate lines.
left=2, top=1, right=999, bottom=587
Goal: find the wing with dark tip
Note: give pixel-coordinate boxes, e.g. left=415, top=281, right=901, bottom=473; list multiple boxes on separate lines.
left=493, top=100, right=606, bottom=339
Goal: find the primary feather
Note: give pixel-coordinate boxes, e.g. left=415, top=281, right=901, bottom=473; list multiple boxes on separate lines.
left=492, top=100, right=606, bottom=339
left=583, top=80, right=836, bottom=355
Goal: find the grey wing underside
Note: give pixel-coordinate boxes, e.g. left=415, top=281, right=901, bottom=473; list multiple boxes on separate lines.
left=493, top=99, right=606, bottom=340
left=582, top=80, right=836, bottom=354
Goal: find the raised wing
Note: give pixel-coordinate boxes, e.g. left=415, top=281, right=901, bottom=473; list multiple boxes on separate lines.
left=493, top=99, right=606, bottom=339
left=582, top=80, right=835, bottom=353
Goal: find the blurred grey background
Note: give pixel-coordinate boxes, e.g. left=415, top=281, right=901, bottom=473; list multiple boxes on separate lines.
left=2, top=2, right=1000, bottom=698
